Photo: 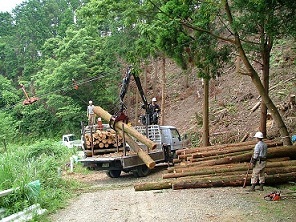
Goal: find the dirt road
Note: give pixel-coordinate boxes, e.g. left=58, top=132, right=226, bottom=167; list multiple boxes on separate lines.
left=50, top=166, right=296, bottom=222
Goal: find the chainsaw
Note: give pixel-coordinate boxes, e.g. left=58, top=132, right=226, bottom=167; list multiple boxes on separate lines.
left=264, top=191, right=281, bottom=201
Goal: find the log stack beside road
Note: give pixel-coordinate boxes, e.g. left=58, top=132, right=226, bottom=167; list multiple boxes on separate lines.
left=134, top=140, right=296, bottom=191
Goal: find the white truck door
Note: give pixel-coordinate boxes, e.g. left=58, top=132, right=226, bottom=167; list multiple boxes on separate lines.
left=170, top=128, right=182, bottom=151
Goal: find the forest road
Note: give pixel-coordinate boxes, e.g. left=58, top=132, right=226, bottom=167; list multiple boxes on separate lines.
left=50, top=165, right=296, bottom=222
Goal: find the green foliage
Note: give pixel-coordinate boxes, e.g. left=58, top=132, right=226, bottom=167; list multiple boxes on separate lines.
left=0, top=140, right=79, bottom=216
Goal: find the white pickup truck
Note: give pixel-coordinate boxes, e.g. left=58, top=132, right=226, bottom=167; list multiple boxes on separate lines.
left=62, top=134, right=83, bottom=149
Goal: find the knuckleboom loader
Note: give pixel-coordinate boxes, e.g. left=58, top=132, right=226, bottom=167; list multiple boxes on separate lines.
left=79, top=67, right=183, bottom=178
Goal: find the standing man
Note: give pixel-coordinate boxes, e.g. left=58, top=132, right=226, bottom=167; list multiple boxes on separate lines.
left=249, top=131, right=268, bottom=191
left=149, top=97, right=161, bottom=124
left=87, top=100, right=95, bottom=126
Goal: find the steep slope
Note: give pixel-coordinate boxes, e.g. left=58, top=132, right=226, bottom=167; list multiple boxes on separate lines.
left=161, top=45, right=296, bottom=146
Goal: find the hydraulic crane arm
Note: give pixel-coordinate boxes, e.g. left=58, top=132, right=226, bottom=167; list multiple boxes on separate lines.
left=119, top=66, right=149, bottom=114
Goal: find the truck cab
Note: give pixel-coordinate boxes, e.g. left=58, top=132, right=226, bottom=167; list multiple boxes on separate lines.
left=159, top=126, right=183, bottom=152
left=62, top=134, right=83, bottom=149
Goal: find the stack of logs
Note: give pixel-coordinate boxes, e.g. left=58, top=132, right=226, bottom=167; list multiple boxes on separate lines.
left=134, top=140, right=296, bottom=191
left=84, top=129, right=123, bottom=155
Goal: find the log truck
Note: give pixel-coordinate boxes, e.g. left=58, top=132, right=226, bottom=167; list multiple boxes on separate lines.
left=79, top=67, right=183, bottom=178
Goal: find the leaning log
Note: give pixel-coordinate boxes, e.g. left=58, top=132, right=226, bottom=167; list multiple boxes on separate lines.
left=116, top=128, right=156, bottom=169
left=93, top=106, right=157, bottom=150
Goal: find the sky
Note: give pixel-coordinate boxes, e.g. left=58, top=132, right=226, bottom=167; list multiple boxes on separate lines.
left=0, top=0, right=24, bottom=12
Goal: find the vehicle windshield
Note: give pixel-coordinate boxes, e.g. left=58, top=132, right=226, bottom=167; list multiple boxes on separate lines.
left=68, top=135, right=75, bottom=141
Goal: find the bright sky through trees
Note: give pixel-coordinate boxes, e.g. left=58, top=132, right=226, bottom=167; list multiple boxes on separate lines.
left=0, top=0, right=24, bottom=12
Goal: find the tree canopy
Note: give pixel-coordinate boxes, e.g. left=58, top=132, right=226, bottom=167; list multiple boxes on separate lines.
left=0, top=0, right=295, bottom=143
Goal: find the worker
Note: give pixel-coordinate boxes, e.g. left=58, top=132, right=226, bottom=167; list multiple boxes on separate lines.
left=149, top=97, right=161, bottom=124
left=249, top=131, right=267, bottom=191
left=87, top=100, right=96, bottom=126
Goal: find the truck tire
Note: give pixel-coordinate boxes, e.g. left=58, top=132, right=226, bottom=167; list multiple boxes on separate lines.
left=136, top=165, right=150, bottom=177
left=106, top=170, right=121, bottom=178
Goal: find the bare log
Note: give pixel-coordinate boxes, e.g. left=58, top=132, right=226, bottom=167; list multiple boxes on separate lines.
left=116, top=128, right=156, bottom=169
left=164, top=161, right=296, bottom=179
left=174, top=145, right=296, bottom=168
left=93, top=106, right=157, bottom=150
left=134, top=181, right=172, bottom=191
left=240, top=133, right=249, bottom=142
left=172, top=172, right=296, bottom=190
left=176, top=140, right=281, bottom=157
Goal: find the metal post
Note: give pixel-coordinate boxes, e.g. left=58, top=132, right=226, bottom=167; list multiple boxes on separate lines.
left=122, top=123, right=126, bottom=156
left=90, top=126, right=94, bottom=156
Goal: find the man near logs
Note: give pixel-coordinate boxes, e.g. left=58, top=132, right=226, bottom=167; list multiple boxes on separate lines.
left=249, top=131, right=267, bottom=191
left=87, top=100, right=96, bottom=125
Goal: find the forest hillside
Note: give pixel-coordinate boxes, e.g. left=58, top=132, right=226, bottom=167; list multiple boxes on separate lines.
left=154, top=41, right=296, bottom=145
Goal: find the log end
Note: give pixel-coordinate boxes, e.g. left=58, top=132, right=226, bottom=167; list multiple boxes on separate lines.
left=147, top=161, right=156, bottom=169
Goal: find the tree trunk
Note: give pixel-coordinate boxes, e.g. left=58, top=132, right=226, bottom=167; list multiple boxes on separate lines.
left=135, top=87, right=139, bottom=125
left=160, top=57, right=166, bottom=125
left=202, top=77, right=210, bottom=146
left=153, top=58, right=158, bottom=96
left=259, top=35, right=271, bottom=138
left=223, top=0, right=292, bottom=145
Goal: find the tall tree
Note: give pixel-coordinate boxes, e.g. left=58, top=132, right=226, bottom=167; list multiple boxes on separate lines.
left=144, top=0, right=295, bottom=145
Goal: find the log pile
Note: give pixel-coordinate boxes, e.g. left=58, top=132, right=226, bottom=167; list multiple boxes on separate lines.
left=89, top=106, right=157, bottom=169
left=84, top=128, right=124, bottom=155
left=134, top=140, right=296, bottom=191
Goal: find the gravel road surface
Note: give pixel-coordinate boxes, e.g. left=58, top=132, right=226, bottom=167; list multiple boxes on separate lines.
left=50, top=166, right=296, bottom=222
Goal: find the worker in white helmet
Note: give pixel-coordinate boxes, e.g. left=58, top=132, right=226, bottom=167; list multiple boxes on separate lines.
left=87, top=100, right=96, bottom=125
left=249, top=131, right=267, bottom=191
left=149, top=97, right=161, bottom=124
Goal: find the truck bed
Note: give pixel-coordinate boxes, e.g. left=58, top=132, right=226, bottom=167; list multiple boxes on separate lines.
left=79, top=150, right=165, bottom=171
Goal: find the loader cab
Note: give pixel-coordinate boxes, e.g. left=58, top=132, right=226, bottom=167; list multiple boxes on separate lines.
left=159, top=126, right=182, bottom=151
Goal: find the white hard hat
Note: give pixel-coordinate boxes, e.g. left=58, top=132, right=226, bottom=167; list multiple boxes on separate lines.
left=152, top=97, right=157, bottom=102
left=89, top=100, right=93, bottom=104
left=254, top=132, right=263, bottom=139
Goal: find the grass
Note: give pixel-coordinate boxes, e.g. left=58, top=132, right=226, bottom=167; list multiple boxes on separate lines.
left=0, top=140, right=82, bottom=220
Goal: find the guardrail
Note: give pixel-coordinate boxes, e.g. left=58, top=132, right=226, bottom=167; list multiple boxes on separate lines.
left=0, top=181, right=46, bottom=222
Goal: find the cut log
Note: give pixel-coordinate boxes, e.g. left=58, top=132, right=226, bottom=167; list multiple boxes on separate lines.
left=174, top=145, right=296, bottom=168
left=93, top=106, right=157, bottom=150
left=189, top=141, right=281, bottom=159
left=116, top=128, right=156, bottom=169
left=176, top=140, right=281, bottom=156
left=188, top=151, right=248, bottom=162
left=134, top=181, right=172, bottom=191
left=172, top=172, right=296, bottom=190
left=163, top=161, right=296, bottom=179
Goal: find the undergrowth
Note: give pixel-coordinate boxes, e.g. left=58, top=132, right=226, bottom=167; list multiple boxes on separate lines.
left=0, top=140, right=81, bottom=220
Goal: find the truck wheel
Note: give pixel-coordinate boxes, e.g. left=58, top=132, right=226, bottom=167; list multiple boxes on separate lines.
left=136, top=165, right=151, bottom=177
left=106, top=170, right=121, bottom=178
